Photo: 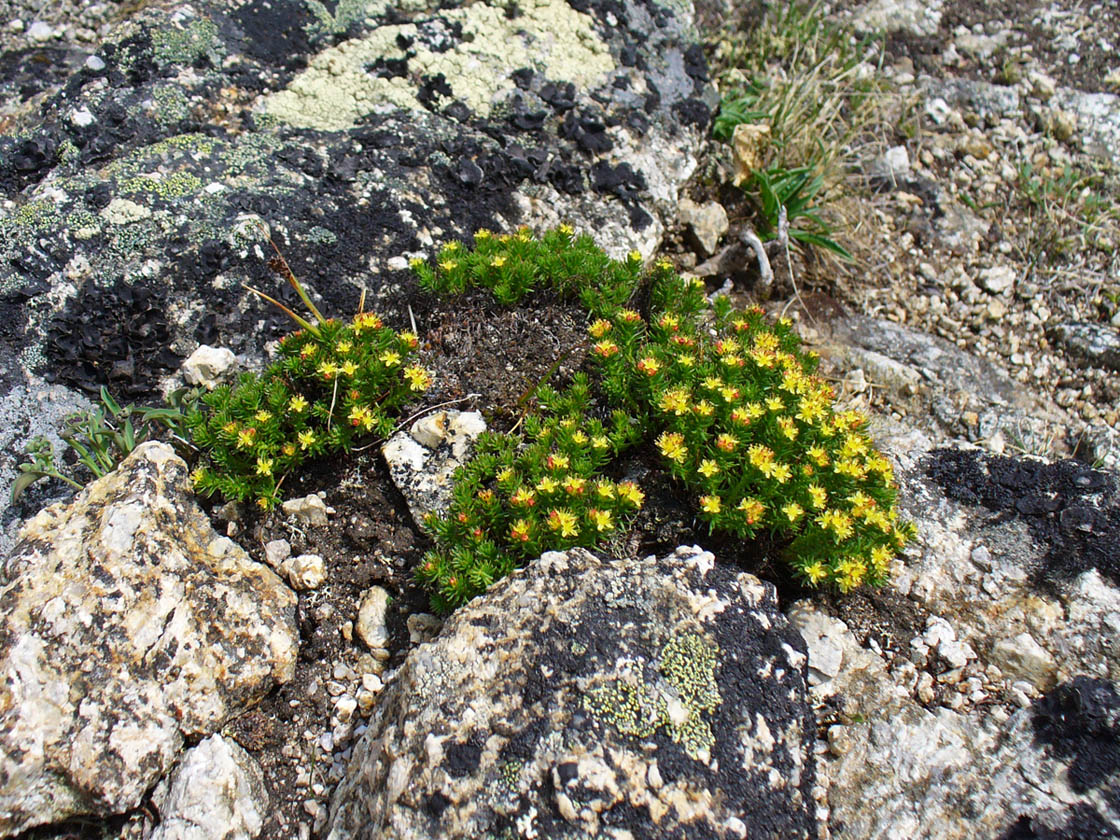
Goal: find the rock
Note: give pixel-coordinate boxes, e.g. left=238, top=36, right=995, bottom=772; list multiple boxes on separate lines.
left=282, top=494, right=331, bottom=527
left=1029, top=72, right=1057, bottom=102
left=978, top=265, right=1016, bottom=295
left=1053, top=90, right=1120, bottom=165
left=1047, top=322, right=1120, bottom=372
left=990, top=633, right=1057, bottom=691
left=181, top=345, right=237, bottom=389
left=0, top=443, right=297, bottom=835
left=264, top=539, right=292, bottom=569
left=326, top=546, right=815, bottom=839
left=282, top=554, right=327, bottom=591
left=678, top=197, right=729, bottom=257
left=149, top=735, right=269, bottom=840
left=730, top=122, right=771, bottom=185
left=382, top=410, right=487, bottom=526
left=405, top=613, right=442, bottom=645
left=870, top=144, right=911, bottom=182
left=355, top=586, right=391, bottom=651
left=791, top=608, right=846, bottom=687
left=845, top=0, right=943, bottom=37
left=0, top=0, right=709, bottom=420
left=26, top=21, right=53, bottom=42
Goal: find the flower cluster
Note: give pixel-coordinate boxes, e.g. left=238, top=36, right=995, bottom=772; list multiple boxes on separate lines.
left=412, top=225, right=642, bottom=318
left=418, top=375, right=643, bottom=611
left=187, top=313, right=430, bottom=509
left=588, top=269, right=913, bottom=591
left=415, top=227, right=913, bottom=610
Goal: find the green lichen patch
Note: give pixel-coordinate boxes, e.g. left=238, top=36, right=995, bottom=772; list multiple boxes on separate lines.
left=584, top=632, right=721, bottom=761
left=152, top=17, right=222, bottom=66
left=264, top=0, right=614, bottom=130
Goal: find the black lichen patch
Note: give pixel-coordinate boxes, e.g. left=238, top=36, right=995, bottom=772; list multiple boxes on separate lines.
left=44, top=282, right=183, bottom=400
left=924, top=448, right=1120, bottom=589
left=999, top=804, right=1120, bottom=840
left=444, top=737, right=484, bottom=778
left=1031, top=677, right=1120, bottom=801
left=229, top=0, right=315, bottom=69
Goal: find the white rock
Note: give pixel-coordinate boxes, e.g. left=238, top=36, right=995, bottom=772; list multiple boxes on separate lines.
left=27, top=21, right=53, bottom=42
left=679, top=197, right=730, bottom=257
left=85, top=54, right=106, bottom=71
left=978, top=265, right=1016, bottom=295
left=264, top=539, right=292, bottom=569
left=283, top=554, right=327, bottom=590
left=282, top=494, right=331, bottom=527
left=990, top=633, right=1057, bottom=691
left=0, top=444, right=297, bottom=835
left=872, top=145, right=911, bottom=181
left=149, top=735, right=268, bottom=840
left=406, top=613, right=442, bottom=644
left=70, top=107, right=96, bottom=128
left=383, top=410, right=487, bottom=525
left=792, top=609, right=846, bottom=686
left=181, top=345, right=237, bottom=389
left=356, top=586, right=391, bottom=651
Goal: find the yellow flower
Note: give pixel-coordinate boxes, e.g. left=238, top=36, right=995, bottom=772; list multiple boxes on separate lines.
left=222, top=421, right=238, bottom=436
left=702, top=376, right=724, bottom=391
left=475, top=228, right=493, bottom=240
left=719, top=385, right=740, bottom=403
left=782, top=502, right=804, bottom=523
left=340, top=360, right=358, bottom=377
left=348, top=405, right=372, bottom=427
left=589, top=319, right=612, bottom=338
left=748, top=444, right=775, bottom=474
left=870, top=545, right=893, bottom=576
left=353, top=312, right=383, bottom=331
left=777, top=416, right=798, bottom=440
left=771, top=462, right=792, bottom=483
left=490, top=255, right=507, bottom=268
left=693, top=399, right=714, bottom=417
left=698, top=459, right=720, bottom=478
left=765, top=396, right=785, bottom=412
left=510, top=519, right=532, bottom=543
left=656, top=258, right=673, bottom=270
left=398, top=330, right=419, bottom=348
left=317, top=360, right=339, bottom=379
left=617, top=481, right=644, bottom=507
left=627, top=249, right=642, bottom=263
left=256, top=457, right=274, bottom=476
left=336, top=340, right=352, bottom=355
left=848, top=492, right=876, bottom=519
left=379, top=350, right=401, bottom=367
left=715, top=433, right=738, bottom=452
left=591, top=435, right=609, bottom=450
left=589, top=509, right=614, bottom=532
left=656, top=431, right=688, bottom=464
left=289, top=395, right=308, bottom=413
left=593, top=340, right=620, bottom=358
left=298, top=429, right=316, bottom=450
left=562, top=476, right=586, bottom=496
left=841, top=433, right=869, bottom=459
left=190, top=467, right=206, bottom=486
left=558, top=223, right=574, bottom=236
left=737, top=497, right=765, bottom=524
left=637, top=357, right=661, bottom=376
left=595, top=481, right=615, bottom=500
left=409, top=257, right=425, bottom=269
left=439, top=259, right=458, bottom=272
left=537, top=476, right=559, bottom=494
left=497, top=467, right=515, bottom=483
left=237, top=428, right=256, bottom=449
left=546, top=453, right=570, bottom=471
left=511, top=486, right=536, bottom=507
left=700, top=495, right=722, bottom=514
left=677, top=353, right=695, bottom=367
left=806, top=445, right=829, bottom=467
left=282, top=443, right=297, bottom=457
left=659, top=387, right=691, bottom=416
left=797, top=397, right=827, bottom=425
left=803, top=562, right=828, bottom=585
left=818, top=509, right=854, bottom=542
left=547, top=509, right=579, bottom=537
left=404, top=366, right=433, bottom=391
left=658, top=314, right=679, bottom=331
left=618, top=309, right=642, bottom=323
left=807, top=484, right=828, bottom=510
left=254, top=410, right=272, bottom=423
left=836, top=558, right=866, bottom=592
left=571, top=430, right=588, bottom=445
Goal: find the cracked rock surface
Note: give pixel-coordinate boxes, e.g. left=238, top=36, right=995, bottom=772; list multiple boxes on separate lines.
left=327, top=545, right=816, bottom=840
left=0, top=442, right=298, bottom=835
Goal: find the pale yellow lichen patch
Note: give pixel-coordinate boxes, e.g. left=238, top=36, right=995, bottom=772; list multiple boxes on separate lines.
left=263, top=0, right=614, bottom=130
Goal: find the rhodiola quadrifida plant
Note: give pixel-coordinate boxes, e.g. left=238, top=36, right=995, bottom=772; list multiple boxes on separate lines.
left=413, top=226, right=913, bottom=611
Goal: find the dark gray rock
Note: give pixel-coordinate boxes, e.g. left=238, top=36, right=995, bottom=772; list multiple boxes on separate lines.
left=1048, top=321, right=1120, bottom=372
left=327, top=545, right=816, bottom=840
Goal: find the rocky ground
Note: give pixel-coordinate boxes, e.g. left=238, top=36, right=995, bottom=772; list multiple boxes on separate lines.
left=0, top=0, right=1118, bottom=839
